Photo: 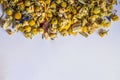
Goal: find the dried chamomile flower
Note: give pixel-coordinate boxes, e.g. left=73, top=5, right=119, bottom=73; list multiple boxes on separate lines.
left=6, top=8, right=13, bottom=16
left=93, top=7, right=101, bottom=14
left=24, top=32, right=32, bottom=39
left=29, top=20, right=36, bottom=26
left=99, top=29, right=108, bottom=38
left=14, top=12, right=22, bottom=20
left=31, top=28, right=39, bottom=35
left=82, top=26, right=88, bottom=33
left=6, top=29, right=14, bottom=35
left=56, top=0, right=62, bottom=4
left=50, top=2, right=57, bottom=9
left=38, top=28, right=44, bottom=34
left=17, top=3, right=25, bottom=11
left=35, top=6, right=41, bottom=12
left=68, top=28, right=78, bottom=36
left=24, top=26, right=31, bottom=32
left=0, top=0, right=119, bottom=40
left=61, top=2, right=67, bottom=8
left=25, top=0, right=31, bottom=7
left=2, top=19, right=12, bottom=30
left=101, top=20, right=111, bottom=28
left=60, top=29, right=68, bottom=36
left=49, top=33, right=57, bottom=39
left=110, top=14, right=119, bottom=21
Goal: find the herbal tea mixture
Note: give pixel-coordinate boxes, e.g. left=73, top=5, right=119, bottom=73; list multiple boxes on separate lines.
left=0, top=0, right=119, bottom=39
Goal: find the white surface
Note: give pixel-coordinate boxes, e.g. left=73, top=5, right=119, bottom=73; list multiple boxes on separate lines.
left=0, top=3, right=120, bottom=80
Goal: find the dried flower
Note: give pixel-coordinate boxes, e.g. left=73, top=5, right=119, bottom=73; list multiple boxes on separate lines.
left=0, top=0, right=119, bottom=40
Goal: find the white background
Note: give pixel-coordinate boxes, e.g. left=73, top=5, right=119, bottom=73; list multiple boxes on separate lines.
left=0, top=2, right=120, bottom=80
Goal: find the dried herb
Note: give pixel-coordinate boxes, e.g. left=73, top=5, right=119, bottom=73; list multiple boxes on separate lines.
left=0, top=0, right=119, bottom=40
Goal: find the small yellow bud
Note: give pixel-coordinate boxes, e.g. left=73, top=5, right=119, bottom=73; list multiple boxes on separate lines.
left=14, top=12, right=22, bottom=20
left=29, top=20, right=36, bottom=26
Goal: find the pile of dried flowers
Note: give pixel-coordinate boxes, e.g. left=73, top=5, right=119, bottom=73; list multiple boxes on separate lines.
left=0, top=0, right=119, bottom=40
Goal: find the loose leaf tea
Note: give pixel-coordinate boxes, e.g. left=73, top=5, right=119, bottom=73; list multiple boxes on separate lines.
left=0, top=0, right=119, bottom=39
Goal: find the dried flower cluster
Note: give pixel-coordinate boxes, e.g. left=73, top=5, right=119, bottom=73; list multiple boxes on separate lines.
left=0, top=0, right=119, bottom=39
